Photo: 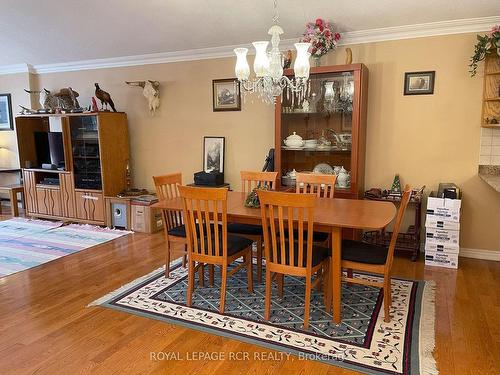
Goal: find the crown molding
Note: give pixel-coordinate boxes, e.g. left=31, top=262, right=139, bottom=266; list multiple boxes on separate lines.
left=1, top=16, right=499, bottom=75
left=0, top=63, right=35, bottom=75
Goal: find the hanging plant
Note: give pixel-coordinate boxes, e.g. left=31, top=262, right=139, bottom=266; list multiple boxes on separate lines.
left=469, top=25, right=500, bottom=77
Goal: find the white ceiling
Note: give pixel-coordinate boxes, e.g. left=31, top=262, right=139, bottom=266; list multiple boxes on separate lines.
left=0, top=0, right=499, bottom=67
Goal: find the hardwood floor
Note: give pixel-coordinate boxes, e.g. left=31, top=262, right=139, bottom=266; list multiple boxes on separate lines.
left=0, top=211, right=499, bottom=374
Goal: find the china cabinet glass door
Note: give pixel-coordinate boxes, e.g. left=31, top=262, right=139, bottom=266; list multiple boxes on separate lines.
left=70, top=116, right=102, bottom=190
left=280, top=71, right=355, bottom=192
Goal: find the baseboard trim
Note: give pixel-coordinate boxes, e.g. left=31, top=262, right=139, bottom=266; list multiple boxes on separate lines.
left=459, top=248, right=500, bottom=261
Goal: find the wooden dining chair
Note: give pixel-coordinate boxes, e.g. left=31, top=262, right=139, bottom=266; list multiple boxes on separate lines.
left=295, top=172, right=336, bottom=244
left=341, top=185, right=412, bottom=323
left=153, top=173, right=187, bottom=278
left=227, top=170, right=278, bottom=283
left=258, top=190, right=330, bottom=329
left=178, top=185, right=254, bottom=314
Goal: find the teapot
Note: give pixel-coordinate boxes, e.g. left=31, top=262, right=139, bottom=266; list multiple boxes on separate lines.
left=284, top=132, right=305, bottom=148
left=336, top=167, right=350, bottom=188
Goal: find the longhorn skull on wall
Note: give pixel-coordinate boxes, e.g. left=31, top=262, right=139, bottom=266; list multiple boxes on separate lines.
left=125, top=80, right=161, bottom=116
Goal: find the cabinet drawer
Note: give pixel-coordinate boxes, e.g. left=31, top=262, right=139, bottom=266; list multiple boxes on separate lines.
left=75, top=191, right=104, bottom=222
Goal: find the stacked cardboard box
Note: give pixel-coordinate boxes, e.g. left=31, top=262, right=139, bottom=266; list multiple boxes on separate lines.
left=424, top=196, right=461, bottom=269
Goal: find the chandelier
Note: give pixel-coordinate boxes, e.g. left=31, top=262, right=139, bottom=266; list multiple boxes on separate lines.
left=233, top=0, right=311, bottom=104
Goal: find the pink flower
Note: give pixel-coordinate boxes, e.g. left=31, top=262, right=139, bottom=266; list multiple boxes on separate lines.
left=315, top=18, right=323, bottom=27
left=334, top=32, right=341, bottom=41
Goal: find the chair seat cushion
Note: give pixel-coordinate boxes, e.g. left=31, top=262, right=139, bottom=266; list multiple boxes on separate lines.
left=269, top=243, right=330, bottom=267
left=227, top=223, right=263, bottom=236
left=197, top=235, right=253, bottom=257
left=167, top=223, right=222, bottom=238
left=341, top=240, right=389, bottom=265
left=283, top=229, right=329, bottom=243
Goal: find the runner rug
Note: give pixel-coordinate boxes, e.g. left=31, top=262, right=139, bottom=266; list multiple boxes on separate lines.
left=0, top=219, right=130, bottom=277
left=90, top=260, right=437, bottom=374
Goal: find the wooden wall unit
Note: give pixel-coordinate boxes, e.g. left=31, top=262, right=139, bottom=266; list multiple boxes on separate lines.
left=274, top=64, right=369, bottom=199
left=16, top=112, right=129, bottom=225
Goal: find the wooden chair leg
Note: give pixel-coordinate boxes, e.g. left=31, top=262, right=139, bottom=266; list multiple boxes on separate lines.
left=256, top=239, right=263, bottom=283
left=219, top=264, right=228, bottom=314
left=246, top=252, right=253, bottom=293
left=304, top=276, right=312, bottom=329
left=198, top=264, right=205, bottom=287
left=9, top=190, right=19, bottom=217
left=164, top=241, right=171, bottom=278
left=277, top=274, right=284, bottom=298
left=316, top=268, right=323, bottom=291
left=322, top=262, right=330, bottom=310
left=264, top=269, right=272, bottom=321
left=384, top=278, right=392, bottom=323
left=208, top=264, right=214, bottom=287
left=187, top=260, right=195, bottom=307
left=346, top=268, right=354, bottom=286
left=182, top=250, right=187, bottom=268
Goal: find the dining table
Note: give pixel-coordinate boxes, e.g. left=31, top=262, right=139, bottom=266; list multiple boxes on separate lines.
left=152, top=190, right=396, bottom=323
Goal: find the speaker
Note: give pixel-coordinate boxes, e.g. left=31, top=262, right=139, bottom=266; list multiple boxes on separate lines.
left=111, top=202, right=128, bottom=228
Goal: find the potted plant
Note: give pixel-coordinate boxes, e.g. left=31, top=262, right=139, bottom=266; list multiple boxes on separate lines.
left=300, top=18, right=341, bottom=67
left=469, top=25, right=500, bottom=76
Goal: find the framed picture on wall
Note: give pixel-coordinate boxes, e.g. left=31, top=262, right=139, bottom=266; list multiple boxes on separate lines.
left=203, top=136, right=225, bottom=173
left=212, top=78, right=241, bottom=111
left=404, top=71, right=435, bottom=95
left=0, top=94, right=13, bottom=131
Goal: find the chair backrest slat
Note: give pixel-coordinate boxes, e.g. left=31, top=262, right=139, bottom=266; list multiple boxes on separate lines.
left=296, top=173, right=336, bottom=198
left=153, top=173, right=183, bottom=232
left=178, top=186, right=228, bottom=262
left=386, top=185, right=412, bottom=270
left=259, top=190, right=316, bottom=271
left=241, top=171, right=278, bottom=193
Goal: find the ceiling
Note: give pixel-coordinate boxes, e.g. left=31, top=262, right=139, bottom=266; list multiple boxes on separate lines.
left=0, top=0, right=499, bottom=67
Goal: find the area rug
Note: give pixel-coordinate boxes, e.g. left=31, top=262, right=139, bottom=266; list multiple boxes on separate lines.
left=90, top=260, right=437, bottom=375
left=0, top=220, right=131, bottom=277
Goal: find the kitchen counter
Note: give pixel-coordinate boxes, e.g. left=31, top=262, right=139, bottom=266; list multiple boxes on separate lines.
left=479, top=165, right=500, bottom=193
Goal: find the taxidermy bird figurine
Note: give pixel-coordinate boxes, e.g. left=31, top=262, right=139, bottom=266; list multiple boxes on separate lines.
left=94, top=83, right=117, bottom=112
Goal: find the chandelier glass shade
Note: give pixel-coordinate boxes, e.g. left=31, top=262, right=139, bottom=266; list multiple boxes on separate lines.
left=233, top=1, right=311, bottom=104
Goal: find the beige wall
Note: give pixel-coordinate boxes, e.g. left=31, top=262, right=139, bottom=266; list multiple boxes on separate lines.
left=1, top=32, right=499, bottom=251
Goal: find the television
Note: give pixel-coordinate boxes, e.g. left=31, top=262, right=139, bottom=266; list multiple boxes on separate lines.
left=34, top=131, right=65, bottom=169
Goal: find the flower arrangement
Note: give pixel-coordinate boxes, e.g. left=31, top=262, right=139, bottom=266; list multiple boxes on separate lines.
left=300, top=18, right=341, bottom=61
left=469, top=25, right=500, bottom=76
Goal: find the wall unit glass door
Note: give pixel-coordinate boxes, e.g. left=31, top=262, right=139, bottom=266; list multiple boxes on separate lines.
left=280, top=71, right=355, bottom=192
left=70, top=116, right=102, bottom=190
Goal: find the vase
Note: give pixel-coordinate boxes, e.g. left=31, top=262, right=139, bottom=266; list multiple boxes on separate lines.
left=313, top=56, right=321, bottom=67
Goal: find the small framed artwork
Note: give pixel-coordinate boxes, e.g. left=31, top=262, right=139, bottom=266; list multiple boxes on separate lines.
left=0, top=94, right=13, bottom=131
left=404, top=71, right=435, bottom=95
left=212, top=78, right=241, bottom=111
left=203, top=136, right=225, bottom=173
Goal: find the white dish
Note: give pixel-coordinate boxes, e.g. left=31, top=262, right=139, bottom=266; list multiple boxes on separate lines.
left=313, top=163, right=334, bottom=174
left=282, top=146, right=305, bottom=150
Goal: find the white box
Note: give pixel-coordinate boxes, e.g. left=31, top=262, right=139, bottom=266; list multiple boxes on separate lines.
left=425, top=241, right=459, bottom=254
left=425, top=227, right=460, bottom=245
left=425, top=216, right=460, bottom=231
left=425, top=251, right=459, bottom=269
left=426, top=197, right=461, bottom=222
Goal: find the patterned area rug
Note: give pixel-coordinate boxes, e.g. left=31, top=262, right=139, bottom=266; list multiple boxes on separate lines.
left=91, top=261, right=437, bottom=375
left=0, top=219, right=130, bottom=277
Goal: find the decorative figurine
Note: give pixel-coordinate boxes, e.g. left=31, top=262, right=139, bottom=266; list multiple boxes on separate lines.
left=302, top=99, right=310, bottom=112
left=345, top=48, right=353, bottom=64
left=24, top=88, right=58, bottom=110
left=389, top=174, right=402, bottom=196
left=283, top=50, right=293, bottom=69
left=94, top=83, right=117, bottom=112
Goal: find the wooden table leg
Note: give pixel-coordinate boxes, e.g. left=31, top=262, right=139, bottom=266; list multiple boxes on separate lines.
left=331, top=226, right=342, bottom=323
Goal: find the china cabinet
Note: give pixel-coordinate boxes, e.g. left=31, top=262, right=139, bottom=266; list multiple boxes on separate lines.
left=274, top=63, right=369, bottom=199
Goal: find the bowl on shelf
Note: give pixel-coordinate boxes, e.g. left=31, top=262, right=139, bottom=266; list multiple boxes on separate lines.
left=304, top=139, right=318, bottom=149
